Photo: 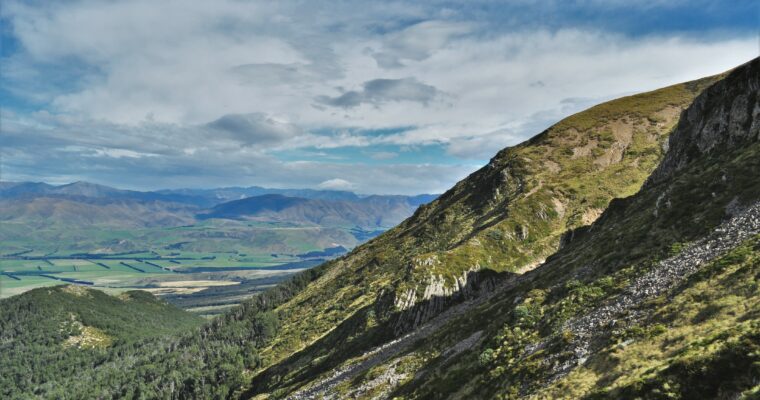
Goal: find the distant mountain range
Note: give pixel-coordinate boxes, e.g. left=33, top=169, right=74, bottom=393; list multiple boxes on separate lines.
left=198, top=193, right=437, bottom=228
left=0, top=181, right=438, bottom=229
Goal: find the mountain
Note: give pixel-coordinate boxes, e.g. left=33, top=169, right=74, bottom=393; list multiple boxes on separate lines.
left=2, top=59, right=758, bottom=399
left=157, top=186, right=363, bottom=203
left=370, top=57, right=760, bottom=400
left=233, top=65, right=743, bottom=398
left=0, top=181, right=437, bottom=229
left=0, top=286, right=203, bottom=397
left=154, top=186, right=438, bottom=209
left=199, top=194, right=312, bottom=218
left=244, top=58, right=759, bottom=399
left=0, top=195, right=198, bottom=228
left=199, top=194, right=428, bottom=229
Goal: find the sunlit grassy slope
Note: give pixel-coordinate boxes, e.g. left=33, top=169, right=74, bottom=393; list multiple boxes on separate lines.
left=246, top=73, right=723, bottom=381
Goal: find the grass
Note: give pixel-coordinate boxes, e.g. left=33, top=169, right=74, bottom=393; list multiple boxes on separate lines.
left=541, top=235, right=760, bottom=399
left=235, top=72, right=726, bottom=398
left=378, top=137, right=760, bottom=399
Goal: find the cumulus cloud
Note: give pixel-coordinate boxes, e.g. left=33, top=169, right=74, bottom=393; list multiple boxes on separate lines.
left=316, top=78, right=442, bottom=108
left=1, top=0, right=757, bottom=193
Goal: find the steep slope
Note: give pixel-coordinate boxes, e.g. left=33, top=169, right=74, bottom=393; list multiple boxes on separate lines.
left=268, top=57, right=760, bottom=399
left=0, top=285, right=203, bottom=398
left=236, top=69, right=724, bottom=396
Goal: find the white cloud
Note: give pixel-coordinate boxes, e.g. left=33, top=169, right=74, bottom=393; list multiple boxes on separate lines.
left=317, top=178, right=355, bottom=190
left=370, top=20, right=471, bottom=68
left=2, top=0, right=757, bottom=193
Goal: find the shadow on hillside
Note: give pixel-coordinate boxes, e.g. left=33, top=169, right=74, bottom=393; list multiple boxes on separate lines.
left=241, top=269, right=515, bottom=399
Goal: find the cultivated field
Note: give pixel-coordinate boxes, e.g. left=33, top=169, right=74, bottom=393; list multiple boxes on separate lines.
left=0, top=219, right=371, bottom=314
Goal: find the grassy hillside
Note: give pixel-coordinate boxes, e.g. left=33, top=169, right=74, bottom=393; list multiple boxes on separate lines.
left=237, top=71, right=723, bottom=388
left=0, top=285, right=203, bottom=397
left=253, top=58, right=759, bottom=399
left=380, top=133, right=760, bottom=400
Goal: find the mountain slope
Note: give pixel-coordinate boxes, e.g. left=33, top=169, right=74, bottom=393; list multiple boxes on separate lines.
left=157, top=185, right=364, bottom=203
left=0, top=195, right=198, bottom=228
left=235, top=69, right=725, bottom=395
left=353, top=56, right=760, bottom=400
left=0, top=182, right=436, bottom=230
left=0, top=285, right=203, bottom=398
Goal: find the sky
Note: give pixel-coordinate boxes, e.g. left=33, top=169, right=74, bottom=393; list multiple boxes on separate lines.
left=1, top=0, right=757, bottom=195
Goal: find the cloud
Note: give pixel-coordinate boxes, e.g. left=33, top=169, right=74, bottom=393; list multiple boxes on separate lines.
left=317, top=178, right=355, bottom=190
left=207, top=113, right=300, bottom=146
left=2, top=0, right=758, bottom=194
left=368, top=151, right=399, bottom=160
left=370, top=20, right=471, bottom=68
left=316, top=77, right=442, bottom=108
left=1, top=108, right=474, bottom=195
left=446, top=130, right=520, bottom=160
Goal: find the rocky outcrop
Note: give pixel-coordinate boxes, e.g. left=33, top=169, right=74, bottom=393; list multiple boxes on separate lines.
left=285, top=278, right=519, bottom=400
left=647, top=57, right=759, bottom=186
left=392, top=267, right=500, bottom=334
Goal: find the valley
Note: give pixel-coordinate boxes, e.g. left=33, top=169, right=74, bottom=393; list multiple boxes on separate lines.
left=0, top=184, right=429, bottom=314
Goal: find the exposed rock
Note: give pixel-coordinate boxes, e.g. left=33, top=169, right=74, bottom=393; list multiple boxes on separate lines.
left=546, top=200, right=760, bottom=382
left=441, top=330, right=484, bottom=362
left=393, top=266, right=497, bottom=334
left=344, top=358, right=408, bottom=399
left=647, top=58, right=760, bottom=186
left=551, top=198, right=566, bottom=219
left=581, top=207, right=603, bottom=225
left=285, top=277, right=519, bottom=400
left=572, top=139, right=599, bottom=158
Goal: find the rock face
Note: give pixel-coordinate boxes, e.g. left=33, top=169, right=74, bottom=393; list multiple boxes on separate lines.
left=392, top=267, right=499, bottom=334
left=648, top=58, right=759, bottom=186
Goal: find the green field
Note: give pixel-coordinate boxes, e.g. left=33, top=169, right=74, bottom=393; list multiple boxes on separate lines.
left=0, top=219, right=377, bottom=313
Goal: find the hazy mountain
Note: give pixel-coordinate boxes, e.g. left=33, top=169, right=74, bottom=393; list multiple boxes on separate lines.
left=198, top=193, right=428, bottom=229
left=0, top=180, right=211, bottom=207
left=0, top=196, right=198, bottom=228
left=0, top=182, right=438, bottom=229
left=157, top=186, right=363, bottom=203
